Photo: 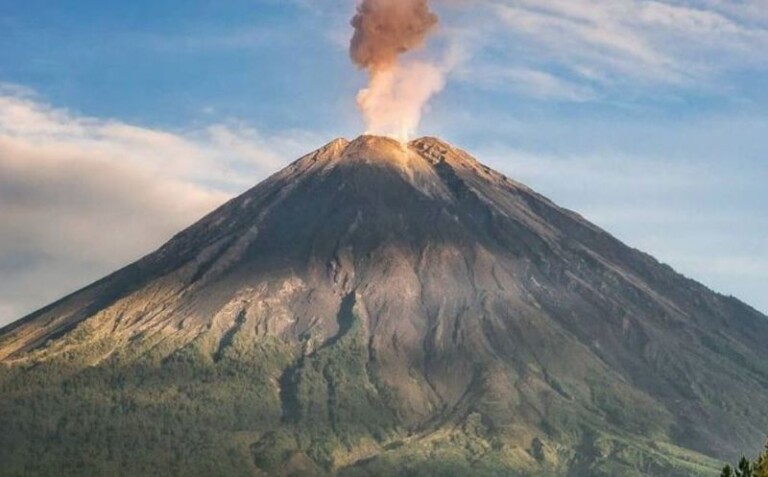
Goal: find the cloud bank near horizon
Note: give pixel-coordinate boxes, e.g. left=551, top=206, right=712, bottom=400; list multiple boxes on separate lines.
left=0, top=86, right=322, bottom=325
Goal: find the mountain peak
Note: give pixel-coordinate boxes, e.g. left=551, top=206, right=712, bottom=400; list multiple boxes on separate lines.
left=317, top=135, right=461, bottom=167
left=1, top=136, right=767, bottom=477
left=342, top=134, right=411, bottom=163
left=410, top=135, right=456, bottom=150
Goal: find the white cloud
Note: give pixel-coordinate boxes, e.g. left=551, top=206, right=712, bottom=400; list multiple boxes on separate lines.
left=450, top=0, right=768, bottom=97
left=695, top=0, right=768, bottom=27
left=456, top=65, right=597, bottom=101
left=0, top=87, right=322, bottom=326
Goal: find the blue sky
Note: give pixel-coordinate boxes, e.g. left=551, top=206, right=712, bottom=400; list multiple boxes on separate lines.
left=0, top=0, right=766, bottom=324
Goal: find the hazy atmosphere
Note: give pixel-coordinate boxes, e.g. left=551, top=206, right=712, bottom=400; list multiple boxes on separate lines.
left=1, top=0, right=767, bottom=325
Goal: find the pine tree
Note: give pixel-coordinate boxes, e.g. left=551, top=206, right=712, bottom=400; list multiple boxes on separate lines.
left=736, top=456, right=753, bottom=477
left=723, top=465, right=734, bottom=477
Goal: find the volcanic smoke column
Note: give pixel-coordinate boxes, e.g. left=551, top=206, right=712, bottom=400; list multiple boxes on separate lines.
left=350, top=0, right=444, bottom=141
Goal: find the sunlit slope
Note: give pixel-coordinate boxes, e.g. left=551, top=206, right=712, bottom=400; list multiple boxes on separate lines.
left=1, top=136, right=767, bottom=477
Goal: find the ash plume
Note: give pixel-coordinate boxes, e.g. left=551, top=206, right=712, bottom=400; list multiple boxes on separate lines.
left=351, top=0, right=438, bottom=71
left=350, top=0, right=444, bottom=140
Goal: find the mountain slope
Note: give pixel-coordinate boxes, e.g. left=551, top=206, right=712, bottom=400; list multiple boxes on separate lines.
left=1, top=135, right=767, bottom=477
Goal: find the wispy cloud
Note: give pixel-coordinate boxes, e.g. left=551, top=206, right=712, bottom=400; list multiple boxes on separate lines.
left=446, top=0, right=768, bottom=100
left=0, top=85, right=322, bottom=325
left=455, top=64, right=597, bottom=101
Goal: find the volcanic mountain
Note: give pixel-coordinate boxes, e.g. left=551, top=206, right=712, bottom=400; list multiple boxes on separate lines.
left=1, top=136, right=767, bottom=477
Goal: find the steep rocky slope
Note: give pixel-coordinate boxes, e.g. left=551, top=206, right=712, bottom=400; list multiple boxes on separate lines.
left=1, top=135, right=767, bottom=477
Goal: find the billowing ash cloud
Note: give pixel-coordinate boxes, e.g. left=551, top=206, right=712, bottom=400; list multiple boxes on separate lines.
left=350, top=0, right=444, bottom=140
left=351, top=0, right=438, bottom=71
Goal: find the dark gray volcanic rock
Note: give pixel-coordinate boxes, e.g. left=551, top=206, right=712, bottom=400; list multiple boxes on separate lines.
left=1, top=135, right=767, bottom=477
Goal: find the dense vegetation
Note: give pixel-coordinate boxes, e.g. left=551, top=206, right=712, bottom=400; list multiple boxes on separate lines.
left=0, top=324, right=725, bottom=477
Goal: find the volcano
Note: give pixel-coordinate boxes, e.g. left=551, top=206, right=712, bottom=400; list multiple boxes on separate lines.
left=1, top=136, right=767, bottom=477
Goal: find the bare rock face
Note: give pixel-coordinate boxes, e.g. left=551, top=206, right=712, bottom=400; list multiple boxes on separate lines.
left=1, top=135, right=767, bottom=477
